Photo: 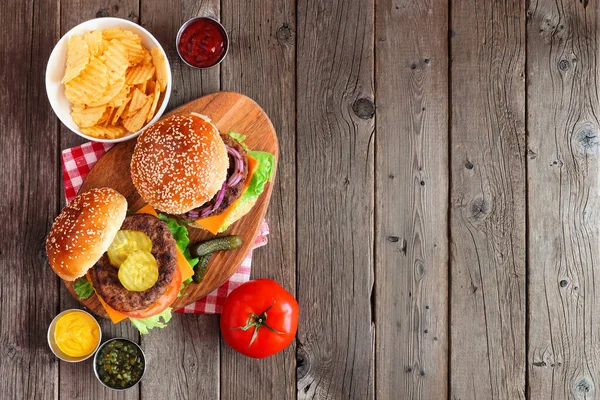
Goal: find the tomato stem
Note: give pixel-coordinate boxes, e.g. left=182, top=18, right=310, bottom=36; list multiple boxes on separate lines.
left=231, top=303, right=284, bottom=347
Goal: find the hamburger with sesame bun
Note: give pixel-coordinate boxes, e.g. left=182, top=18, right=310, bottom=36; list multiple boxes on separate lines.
left=46, top=187, right=198, bottom=334
left=130, top=113, right=275, bottom=234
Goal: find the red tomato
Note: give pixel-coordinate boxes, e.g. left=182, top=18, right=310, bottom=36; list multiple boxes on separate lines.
left=121, top=266, right=182, bottom=319
left=220, top=279, right=299, bottom=358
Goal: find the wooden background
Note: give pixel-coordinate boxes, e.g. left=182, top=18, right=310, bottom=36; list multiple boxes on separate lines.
left=2, top=0, right=600, bottom=399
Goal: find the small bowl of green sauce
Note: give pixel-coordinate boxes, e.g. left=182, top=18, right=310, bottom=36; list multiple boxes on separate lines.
left=93, top=338, right=146, bottom=390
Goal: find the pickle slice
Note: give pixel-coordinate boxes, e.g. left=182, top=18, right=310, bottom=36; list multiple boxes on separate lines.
left=108, top=230, right=152, bottom=267
left=118, top=250, right=159, bottom=292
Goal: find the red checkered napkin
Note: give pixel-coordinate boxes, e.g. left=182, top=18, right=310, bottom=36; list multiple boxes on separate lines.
left=62, top=141, right=269, bottom=314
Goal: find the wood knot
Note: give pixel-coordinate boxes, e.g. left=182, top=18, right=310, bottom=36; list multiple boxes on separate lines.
left=559, top=59, right=570, bottom=72
left=465, top=161, right=473, bottom=169
left=470, top=197, right=488, bottom=219
left=528, top=149, right=537, bottom=159
left=296, top=346, right=308, bottom=379
left=96, top=8, right=109, bottom=18
left=388, top=236, right=399, bottom=242
left=579, top=126, right=599, bottom=151
left=415, top=260, right=426, bottom=277
left=276, top=23, right=293, bottom=43
left=352, top=98, right=375, bottom=119
left=560, top=279, right=568, bottom=288
left=575, top=378, right=594, bottom=394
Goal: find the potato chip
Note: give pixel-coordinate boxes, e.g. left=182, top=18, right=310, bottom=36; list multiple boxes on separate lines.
left=120, top=38, right=146, bottom=65
left=146, top=83, right=161, bottom=123
left=63, top=28, right=166, bottom=135
left=88, top=76, right=125, bottom=107
left=64, top=58, right=109, bottom=105
left=145, top=79, right=156, bottom=95
left=97, top=106, right=113, bottom=126
left=100, top=40, right=129, bottom=84
left=123, top=95, right=153, bottom=133
left=142, top=49, right=152, bottom=64
left=112, top=95, right=132, bottom=125
left=81, top=125, right=128, bottom=139
left=62, top=36, right=90, bottom=84
left=125, top=62, right=155, bottom=85
left=109, top=84, right=132, bottom=107
left=128, top=88, right=148, bottom=114
left=151, top=48, right=168, bottom=92
left=71, top=104, right=107, bottom=128
left=136, top=81, right=147, bottom=94
left=102, top=27, right=140, bottom=43
left=83, top=30, right=103, bottom=57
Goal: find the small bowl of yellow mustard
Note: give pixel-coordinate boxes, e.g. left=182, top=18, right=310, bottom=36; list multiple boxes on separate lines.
left=47, top=309, right=102, bottom=362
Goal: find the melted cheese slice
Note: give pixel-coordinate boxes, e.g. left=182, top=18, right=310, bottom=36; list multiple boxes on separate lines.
left=91, top=206, right=195, bottom=324
left=193, top=155, right=258, bottom=234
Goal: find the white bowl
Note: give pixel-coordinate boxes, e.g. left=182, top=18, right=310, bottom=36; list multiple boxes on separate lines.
left=46, top=18, right=172, bottom=143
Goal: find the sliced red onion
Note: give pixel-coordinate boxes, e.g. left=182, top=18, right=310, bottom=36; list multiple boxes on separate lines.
left=200, top=182, right=227, bottom=218
left=226, top=145, right=244, bottom=187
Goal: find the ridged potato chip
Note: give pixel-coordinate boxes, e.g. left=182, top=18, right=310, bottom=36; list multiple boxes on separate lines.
left=64, top=58, right=108, bottom=105
left=120, top=38, right=146, bottom=65
left=128, top=88, right=148, bottom=114
left=81, top=125, right=127, bottom=139
left=88, top=76, right=125, bottom=107
left=98, top=107, right=114, bottom=126
left=102, top=27, right=140, bottom=42
left=136, top=81, right=147, bottom=94
left=112, top=95, right=132, bottom=125
left=118, top=250, right=159, bottom=292
left=147, top=83, right=161, bottom=123
left=123, top=95, right=153, bottom=132
left=109, top=84, right=132, bottom=108
left=125, top=62, right=155, bottom=85
left=151, top=48, right=168, bottom=92
left=71, top=104, right=106, bottom=128
left=100, top=40, right=129, bottom=84
left=61, top=36, right=90, bottom=84
left=83, top=30, right=103, bottom=57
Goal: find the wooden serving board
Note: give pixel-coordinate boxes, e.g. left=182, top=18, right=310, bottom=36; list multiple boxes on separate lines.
left=64, top=91, right=278, bottom=318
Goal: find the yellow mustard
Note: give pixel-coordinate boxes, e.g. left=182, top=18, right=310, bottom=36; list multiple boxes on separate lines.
left=54, top=311, right=100, bottom=357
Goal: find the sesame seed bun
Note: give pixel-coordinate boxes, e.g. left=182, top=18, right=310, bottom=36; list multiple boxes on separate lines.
left=130, top=113, right=228, bottom=214
left=46, top=187, right=127, bottom=281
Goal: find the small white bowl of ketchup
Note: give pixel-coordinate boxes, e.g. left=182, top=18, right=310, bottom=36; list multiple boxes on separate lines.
left=47, top=309, right=102, bottom=362
left=176, top=17, right=229, bottom=69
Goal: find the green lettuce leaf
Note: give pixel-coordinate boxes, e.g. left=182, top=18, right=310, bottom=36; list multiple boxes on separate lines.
left=73, top=277, right=94, bottom=300
left=218, top=150, right=276, bottom=233
left=158, top=214, right=199, bottom=268
left=227, top=131, right=248, bottom=150
left=129, top=308, right=173, bottom=335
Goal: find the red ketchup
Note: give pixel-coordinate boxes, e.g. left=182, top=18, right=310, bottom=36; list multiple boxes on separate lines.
left=178, top=18, right=227, bottom=68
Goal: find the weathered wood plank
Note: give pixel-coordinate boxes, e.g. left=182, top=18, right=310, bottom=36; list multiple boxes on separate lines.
left=138, top=1, right=221, bottom=399
left=375, top=0, right=449, bottom=398
left=219, top=0, right=296, bottom=399
left=141, top=0, right=220, bottom=108
left=0, top=0, right=60, bottom=398
left=58, top=2, right=141, bottom=399
left=527, top=0, right=600, bottom=398
left=296, top=0, right=374, bottom=398
left=450, top=0, right=527, bottom=398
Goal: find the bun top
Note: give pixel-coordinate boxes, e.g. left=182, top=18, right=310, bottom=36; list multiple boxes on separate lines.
left=46, top=187, right=127, bottom=281
left=130, top=113, right=228, bottom=214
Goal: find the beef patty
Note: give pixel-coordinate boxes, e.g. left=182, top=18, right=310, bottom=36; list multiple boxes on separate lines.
left=89, top=214, right=177, bottom=312
left=182, top=134, right=249, bottom=220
